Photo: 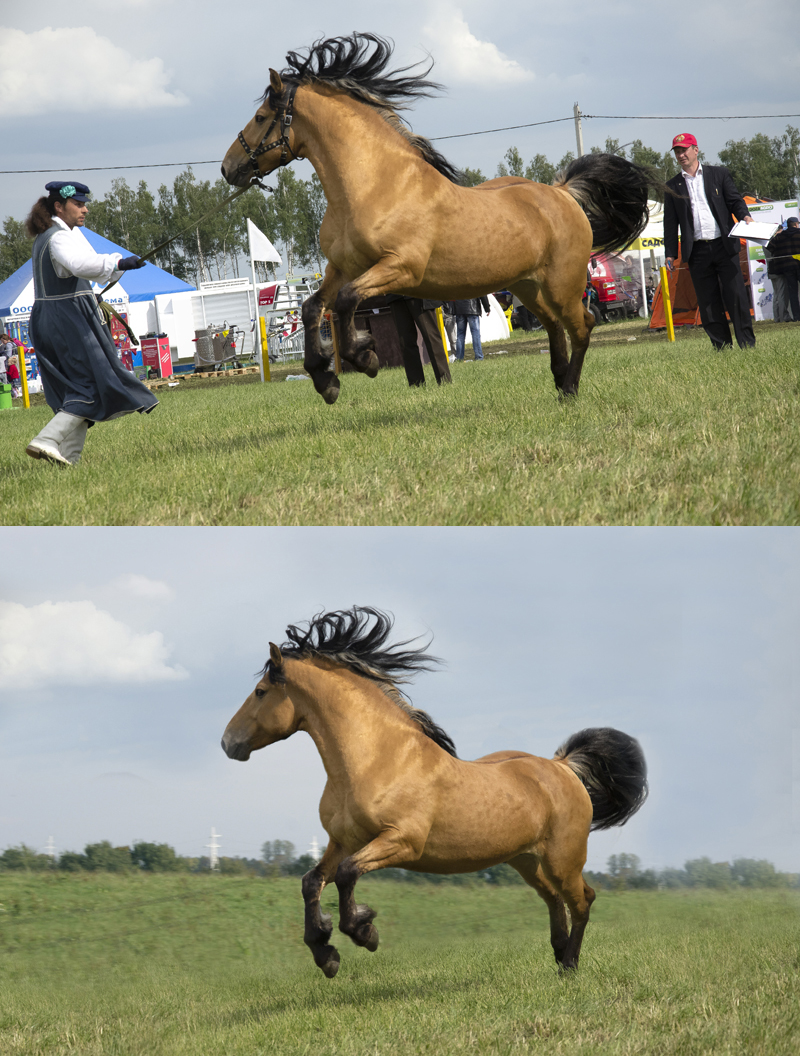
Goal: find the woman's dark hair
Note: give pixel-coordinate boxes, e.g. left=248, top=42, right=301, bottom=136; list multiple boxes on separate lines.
left=25, top=194, right=62, bottom=237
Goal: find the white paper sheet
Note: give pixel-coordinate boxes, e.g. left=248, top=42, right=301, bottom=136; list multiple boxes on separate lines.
left=730, top=220, right=781, bottom=246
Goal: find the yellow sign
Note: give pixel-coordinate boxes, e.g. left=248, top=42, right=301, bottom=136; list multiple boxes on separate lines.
left=626, top=235, right=664, bottom=251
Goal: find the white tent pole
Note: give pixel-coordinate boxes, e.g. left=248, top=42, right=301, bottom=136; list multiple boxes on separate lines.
left=639, top=251, right=648, bottom=317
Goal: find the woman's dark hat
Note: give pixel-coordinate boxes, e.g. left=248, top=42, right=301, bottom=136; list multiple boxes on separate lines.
left=45, top=181, right=91, bottom=202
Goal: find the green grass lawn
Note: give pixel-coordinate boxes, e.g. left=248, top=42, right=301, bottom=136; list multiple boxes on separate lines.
left=1, top=873, right=798, bottom=1055
left=2, top=320, right=799, bottom=525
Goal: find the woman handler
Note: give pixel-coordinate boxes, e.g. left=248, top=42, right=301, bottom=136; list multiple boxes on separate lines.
left=24, top=180, right=158, bottom=466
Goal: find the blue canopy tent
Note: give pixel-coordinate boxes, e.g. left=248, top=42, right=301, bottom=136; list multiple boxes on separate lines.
left=0, top=228, right=195, bottom=318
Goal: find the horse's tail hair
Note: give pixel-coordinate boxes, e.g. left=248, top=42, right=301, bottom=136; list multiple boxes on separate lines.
left=554, top=153, right=661, bottom=255
left=554, top=727, right=648, bottom=831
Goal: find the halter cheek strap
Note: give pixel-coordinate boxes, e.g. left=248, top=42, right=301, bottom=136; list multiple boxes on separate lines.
left=238, top=83, right=299, bottom=177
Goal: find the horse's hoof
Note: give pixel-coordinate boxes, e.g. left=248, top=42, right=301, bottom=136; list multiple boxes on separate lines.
left=321, top=952, right=340, bottom=978
left=362, top=351, right=379, bottom=378
left=356, top=923, right=379, bottom=952
left=320, top=376, right=340, bottom=405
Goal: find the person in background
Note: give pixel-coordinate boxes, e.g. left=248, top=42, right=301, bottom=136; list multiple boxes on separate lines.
left=451, top=296, right=490, bottom=361
left=664, top=133, right=754, bottom=349
left=24, top=180, right=156, bottom=466
left=767, top=217, right=800, bottom=322
left=6, top=355, right=21, bottom=398
left=387, top=296, right=452, bottom=387
left=0, top=337, right=8, bottom=384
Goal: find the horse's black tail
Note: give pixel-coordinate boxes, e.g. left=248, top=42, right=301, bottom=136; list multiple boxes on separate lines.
left=554, top=727, right=648, bottom=831
left=554, top=153, right=659, bottom=255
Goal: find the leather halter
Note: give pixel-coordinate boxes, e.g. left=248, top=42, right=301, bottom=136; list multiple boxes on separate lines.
left=237, top=83, right=299, bottom=177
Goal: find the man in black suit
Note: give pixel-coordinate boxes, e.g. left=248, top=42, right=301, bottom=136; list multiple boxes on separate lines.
left=664, top=132, right=755, bottom=348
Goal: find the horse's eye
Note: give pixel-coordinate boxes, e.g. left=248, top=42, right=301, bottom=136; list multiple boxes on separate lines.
left=255, top=686, right=266, bottom=699
left=255, top=114, right=266, bottom=124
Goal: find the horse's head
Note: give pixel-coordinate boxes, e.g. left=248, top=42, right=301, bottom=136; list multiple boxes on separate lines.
left=221, top=643, right=300, bottom=760
left=221, top=70, right=300, bottom=188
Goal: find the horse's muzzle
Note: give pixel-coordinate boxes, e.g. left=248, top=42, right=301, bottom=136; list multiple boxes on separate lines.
left=221, top=735, right=251, bottom=761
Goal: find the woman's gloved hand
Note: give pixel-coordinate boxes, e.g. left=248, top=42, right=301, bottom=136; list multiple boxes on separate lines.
left=117, top=256, right=147, bottom=271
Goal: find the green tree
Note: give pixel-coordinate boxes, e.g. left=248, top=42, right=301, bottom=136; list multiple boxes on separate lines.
left=684, top=857, right=731, bottom=889
left=496, top=146, right=525, bottom=178
left=524, top=155, right=556, bottom=184
left=262, top=840, right=295, bottom=865
left=730, top=858, right=789, bottom=888
left=0, top=844, right=52, bottom=871
left=460, top=167, right=486, bottom=187
left=718, top=126, right=800, bottom=199
left=0, top=217, right=31, bottom=282
left=58, top=851, right=89, bottom=872
left=83, top=841, right=132, bottom=873
left=131, top=841, right=183, bottom=872
left=87, top=178, right=161, bottom=257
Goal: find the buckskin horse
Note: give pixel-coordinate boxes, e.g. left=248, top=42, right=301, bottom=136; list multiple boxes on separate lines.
left=222, top=607, right=648, bottom=978
left=221, top=33, right=657, bottom=403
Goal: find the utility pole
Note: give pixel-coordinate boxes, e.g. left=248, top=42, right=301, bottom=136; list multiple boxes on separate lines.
left=206, top=828, right=221, bottom=871
left=573, top=102, right=584, bottom=158
left=45, top=836, right=55, bottom=859
left=308, top=836, right=320, bottom=862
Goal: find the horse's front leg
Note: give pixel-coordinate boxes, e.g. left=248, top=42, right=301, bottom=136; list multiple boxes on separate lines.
left=302, top=841, right=347, bottom=977
left=301, top=267, right=346, bottom=404
left=335, top=829, right=426, bottom=952
left=333, top=257, right=425, bottom=380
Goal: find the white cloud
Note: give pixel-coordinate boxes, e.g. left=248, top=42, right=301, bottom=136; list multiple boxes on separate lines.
left=111, top=574, right=175, bottom=602
left=0, top=600, right=188, bottom=689
left=0, top=27, right=188, bottom=116
left=422, top=6, right=534, bottom=85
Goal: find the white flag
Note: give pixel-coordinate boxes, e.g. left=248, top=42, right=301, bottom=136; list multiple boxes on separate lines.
left=247, top=218, right=282, bottom=265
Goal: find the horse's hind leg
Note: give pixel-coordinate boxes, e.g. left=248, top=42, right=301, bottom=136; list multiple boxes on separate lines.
left=508, top=853, right=571, bottom=966
left=538, top=858, right=596, bottom=971
left=301, top=266, right=346, bottom=404
left=509, top=282, right=572, bottom=395
left=302, top=841, right=347, bottom=977
left=560, top=301, right=596, bottom=396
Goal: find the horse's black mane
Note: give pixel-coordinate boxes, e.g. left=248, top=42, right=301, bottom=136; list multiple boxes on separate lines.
left=261, top=33, right=463, bottom=184
left=262, top=606, right=457, bottom=757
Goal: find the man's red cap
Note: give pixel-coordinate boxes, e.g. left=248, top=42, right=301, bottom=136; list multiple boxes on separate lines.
left=672, top=133, right=698, bottom=149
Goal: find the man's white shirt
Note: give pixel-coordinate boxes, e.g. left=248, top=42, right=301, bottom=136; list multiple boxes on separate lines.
left=683, top=165, right=722, bottom=240
left=48, top=217, right=123, bottom=284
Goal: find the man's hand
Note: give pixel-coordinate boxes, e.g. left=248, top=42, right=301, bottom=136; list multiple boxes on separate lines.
left=744, top=216, right=753, bottom=224
left=666, top=258, right=675, bottom=272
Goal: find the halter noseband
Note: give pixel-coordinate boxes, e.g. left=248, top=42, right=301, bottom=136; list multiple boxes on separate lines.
left=238, top=83, right=299, bottom=177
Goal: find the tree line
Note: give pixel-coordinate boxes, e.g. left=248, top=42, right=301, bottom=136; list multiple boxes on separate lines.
left=2, top=127, right=797, bottom=285
left=2, top=841, right=798, bottom=890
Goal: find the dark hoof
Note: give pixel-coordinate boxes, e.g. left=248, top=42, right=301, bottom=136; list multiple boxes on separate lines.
left=320, top=949, right=340, bottom=978
left=362, top=925, right=379, bottom=952
left=313, top=372, right=340, bottom=404
left=357, top=350, right=379, bottom=378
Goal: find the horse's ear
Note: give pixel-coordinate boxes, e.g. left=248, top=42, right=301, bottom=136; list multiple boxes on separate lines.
left=269, top=642, right=283, bottom=668
left=269, top=69, right=284, bottom=96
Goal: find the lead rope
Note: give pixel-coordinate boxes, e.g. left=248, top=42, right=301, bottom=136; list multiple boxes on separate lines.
left=100, top=176, right=272, bottom=300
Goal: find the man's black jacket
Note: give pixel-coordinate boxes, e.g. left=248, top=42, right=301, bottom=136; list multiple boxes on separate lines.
left=664, top=164, right=750, bottom=261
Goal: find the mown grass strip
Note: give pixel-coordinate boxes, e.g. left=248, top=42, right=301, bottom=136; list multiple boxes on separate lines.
left=2, top=322, right=798, bottom=525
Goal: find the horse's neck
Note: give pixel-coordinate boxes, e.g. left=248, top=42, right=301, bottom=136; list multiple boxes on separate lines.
left=292, top=660, right=412, bottom=783
left=296, top=87, right=419, bottom=203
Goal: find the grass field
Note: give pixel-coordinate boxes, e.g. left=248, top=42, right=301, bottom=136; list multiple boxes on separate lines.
left=2, top=320, right=799, bottom=525
left=1, top=873, right=798, bottom=1055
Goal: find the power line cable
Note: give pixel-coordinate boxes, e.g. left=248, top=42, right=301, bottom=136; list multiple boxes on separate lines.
left=2, top=112, right=799, bottom=173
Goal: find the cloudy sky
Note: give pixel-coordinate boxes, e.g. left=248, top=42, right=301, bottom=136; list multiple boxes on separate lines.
left=1, top=0, right=799, bottom=234
left=1, top=527, right=798, bottom=877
